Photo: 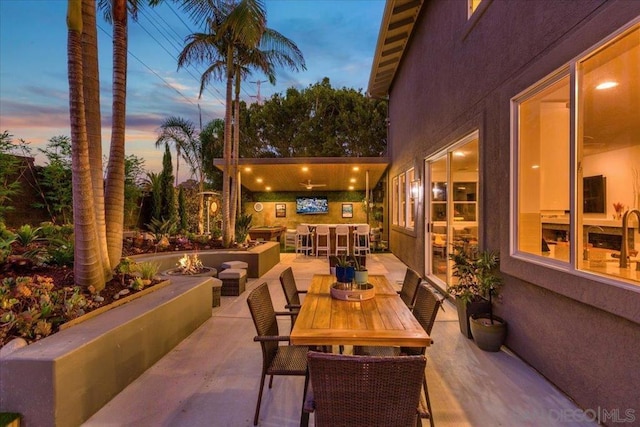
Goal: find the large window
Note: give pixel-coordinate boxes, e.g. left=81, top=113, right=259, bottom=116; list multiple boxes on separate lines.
left=392, top=169, right=417, bottom=231
left=513, top=21, right=640, bottom=287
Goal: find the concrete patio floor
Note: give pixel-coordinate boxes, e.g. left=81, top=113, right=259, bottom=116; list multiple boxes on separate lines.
left=84, top=252, right=596, bottom=426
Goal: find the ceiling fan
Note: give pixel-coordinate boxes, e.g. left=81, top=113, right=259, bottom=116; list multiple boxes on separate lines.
left=299, top=179, right=327, bottom=190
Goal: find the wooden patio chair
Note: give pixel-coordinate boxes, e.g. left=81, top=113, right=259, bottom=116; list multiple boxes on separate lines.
left=304, top=351, right=429, bottom=427
left=246, top=282, right=309, bottom=426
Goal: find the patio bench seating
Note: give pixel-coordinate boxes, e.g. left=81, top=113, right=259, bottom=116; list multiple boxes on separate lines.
left=211, top=278, right=223, bottom=307
left=219, top=268, right=247, bottom=296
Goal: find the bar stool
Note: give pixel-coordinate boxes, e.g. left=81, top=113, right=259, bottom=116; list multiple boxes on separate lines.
left=353, top=224, right=371, bottom=256
left=334, top=224, right=350, bottom=256
left=315, top=225, right=331, bottom=258
left=295, top=224, right=313, bottom=256
left=284, top=229, right=297, bottom=252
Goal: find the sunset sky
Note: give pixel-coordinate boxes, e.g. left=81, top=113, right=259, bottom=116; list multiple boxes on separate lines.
left=0, top=0, right=385, bottom=182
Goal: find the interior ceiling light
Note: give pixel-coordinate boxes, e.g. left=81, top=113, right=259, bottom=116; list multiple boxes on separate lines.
left=532, top=164, right=540, bottom=169
left=350, top=178, right=356, bottom=183
left=256, top=178, right=263, bottom=183
left=348, top=185, right=355, bottom=190
left=352, top=166, right=360, bottom=171
left=596, top=81, right=619, bottom=90
left=244, top=167, right=252, bottom=172
left=301, top=166, right=309, bottom=172
left=265, top=186, right=271, bottom=191
left=453, top=151, right=465, bottom=157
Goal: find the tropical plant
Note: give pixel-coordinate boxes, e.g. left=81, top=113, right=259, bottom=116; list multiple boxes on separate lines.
left=448, top=248, right=503, bottom=318
left=146, top=217, right=178, bottom=240
left=234, top=212, right=253, bottom=244
left=14, top=225, right=42, bottom=247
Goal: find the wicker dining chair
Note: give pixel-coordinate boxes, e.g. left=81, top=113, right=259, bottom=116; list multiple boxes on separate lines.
left=246, top=282, right=309, bottom=426
left=304, top=351, right=428, bottom=427
left=400, top=284, right=442, bottom=427
left=279, top=267, right=307, bottom=330
left=399, top=268, right=422, bottom=310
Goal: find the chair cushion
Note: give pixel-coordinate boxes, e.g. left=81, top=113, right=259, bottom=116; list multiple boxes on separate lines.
left=221, top=260, right=248, bottom=269
left=218, top=268, right=247, bottom=279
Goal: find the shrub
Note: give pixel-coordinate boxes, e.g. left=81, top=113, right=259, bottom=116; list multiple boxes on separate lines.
left=14, top=224, right=42, bottom=247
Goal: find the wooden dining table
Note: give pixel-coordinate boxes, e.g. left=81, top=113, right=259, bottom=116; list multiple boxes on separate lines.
left=290, top=274, right=431, bottom=348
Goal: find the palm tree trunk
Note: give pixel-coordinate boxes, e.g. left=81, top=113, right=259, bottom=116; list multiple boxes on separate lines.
left=222, top=58, right=234, bottom=247
left=82, top=0, right=111, bottom=281
left=105, top=0, right=127, bottom=266
left=230, top=70, right=241, bottom=239
left=67, top=0, right=105, bottom=291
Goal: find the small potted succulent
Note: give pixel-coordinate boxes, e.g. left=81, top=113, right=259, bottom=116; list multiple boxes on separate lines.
left=448, top=247, right=506, bottom=351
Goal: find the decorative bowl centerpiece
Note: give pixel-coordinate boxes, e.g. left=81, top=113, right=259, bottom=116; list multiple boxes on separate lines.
left=330, top=282, right=375, bottom=301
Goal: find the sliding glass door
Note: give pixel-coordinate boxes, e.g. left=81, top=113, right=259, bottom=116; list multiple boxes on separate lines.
left=425, top=132, right=479, bottom=288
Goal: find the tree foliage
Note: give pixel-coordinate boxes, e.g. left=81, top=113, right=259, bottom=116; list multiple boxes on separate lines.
left=159, top=145, right=176, bottom=223
left=0, top=131, right=30, bottom=221
left=35, top=136, right=73, bottom=224
left=242, top=78, right=387, bottom=157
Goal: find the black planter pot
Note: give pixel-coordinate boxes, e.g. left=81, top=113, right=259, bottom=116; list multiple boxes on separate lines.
left=455, top=298, right=491, bottom=339
left=469, top=314, right=507, bottom=352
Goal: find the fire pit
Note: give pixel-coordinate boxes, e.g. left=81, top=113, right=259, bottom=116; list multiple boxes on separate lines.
left=162, top=253, right=217, bottom=277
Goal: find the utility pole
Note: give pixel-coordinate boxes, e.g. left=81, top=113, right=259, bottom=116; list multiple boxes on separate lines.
left=250, top=80, right=268, bottom=105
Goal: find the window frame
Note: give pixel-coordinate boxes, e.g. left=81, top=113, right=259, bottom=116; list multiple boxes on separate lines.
left=510, top=19, right=640, bottom=291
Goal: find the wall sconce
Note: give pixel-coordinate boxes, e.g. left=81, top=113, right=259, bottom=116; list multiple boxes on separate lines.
left=410, top=179, right=421, bottom=200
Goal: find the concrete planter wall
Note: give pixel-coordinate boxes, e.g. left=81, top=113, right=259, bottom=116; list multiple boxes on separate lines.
left=133, top=241, right=280, bottom=278
left=0, top=276, right=215, bottom=427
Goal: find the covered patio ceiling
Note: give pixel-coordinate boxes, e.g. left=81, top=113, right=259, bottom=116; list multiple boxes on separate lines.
left=213, top=157, right=389, bottom=193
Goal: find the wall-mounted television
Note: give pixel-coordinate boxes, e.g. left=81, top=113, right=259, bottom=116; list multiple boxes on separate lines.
left=583, top=175, right=606, bottom=214
left=296, top=196, right=329, bottom=215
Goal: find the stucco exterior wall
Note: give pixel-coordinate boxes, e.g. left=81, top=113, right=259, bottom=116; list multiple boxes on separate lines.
left=387, top=0, right=640, bottom=417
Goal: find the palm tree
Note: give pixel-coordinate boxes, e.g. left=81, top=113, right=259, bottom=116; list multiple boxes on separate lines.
left=67, top=0, right=106, bottom=291
left=66, top=0, right=161, bottom=290
left=178, top=0, right=304, bottom=246
left=155, top=117, right=189, bottom=187
left=82, top=0, right=111, bottom=281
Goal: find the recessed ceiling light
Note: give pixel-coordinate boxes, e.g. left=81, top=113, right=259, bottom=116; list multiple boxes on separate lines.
left=244, top=167, right=252, bottom=172
left=352, top=166, right=360, bottom=171
left=265, top=186, right=271, bottom=191
left=256, top=178, right=263, bottom=183
left=302, top=166, right=309, bottom=172
left=453, top=151, right=465, bottom=157
left=531, top=164, right=540, bottom=169
left=350, top=178, right=356, bottom=183
left=348, top=185, right=354, bottom=190
left=596, top=81, right=619, bottom=90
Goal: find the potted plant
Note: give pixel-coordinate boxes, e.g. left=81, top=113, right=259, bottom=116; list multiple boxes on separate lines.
left=448, top=248, right=506, bottom=351
left=335, top=254, right=355, bottom=284
left=352, top=255, right=368, bottom=285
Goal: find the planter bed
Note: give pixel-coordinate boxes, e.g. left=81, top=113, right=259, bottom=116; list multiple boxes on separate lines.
left=0, top=275, right=216, bottom=427
left=133, top=241, right=280, bottom=278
